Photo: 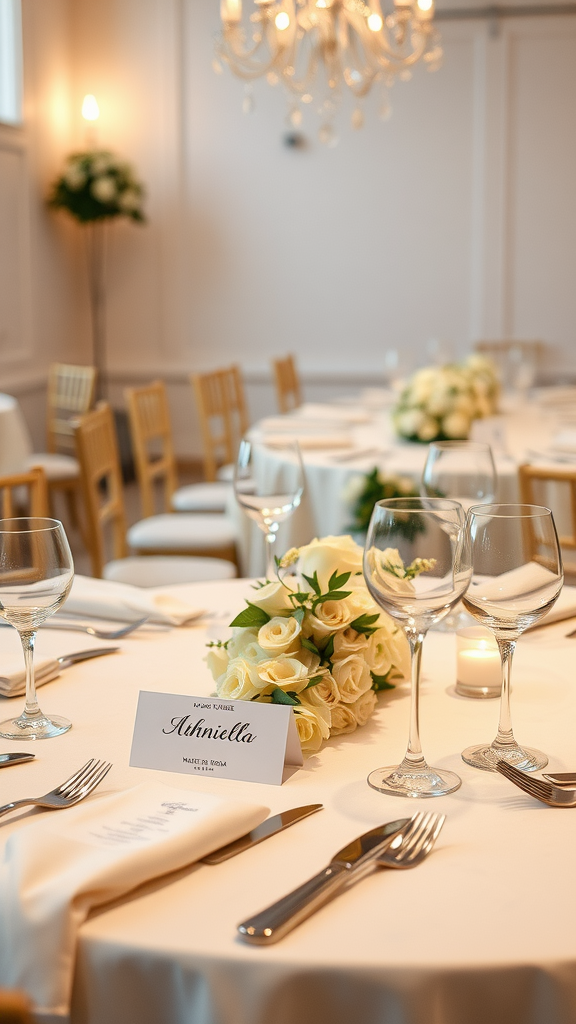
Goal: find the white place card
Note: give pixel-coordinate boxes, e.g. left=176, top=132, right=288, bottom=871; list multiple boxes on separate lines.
left=130, top=691, right=304, bottom=786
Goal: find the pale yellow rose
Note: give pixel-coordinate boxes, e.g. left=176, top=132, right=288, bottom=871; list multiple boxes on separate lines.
left=226, top=628, right=267, bottom=662
left=332, top=627, right=369, bottom=658
left=293, top=647, right=322, bottom=675
left=248, top=579, right=296, bottom=617
left=303, top=599, right=356, bottom=644
left=301, top=672, right=340, bottom=710
left=216, top=657, right=260, bottom=700
left=329, top=703, right=358, bottom=735
left=331, top=654, right=372, bottom=703
left=205, top=646, right=230, bottom=682
left=364, top=623, right=409, bottom=679
left=294, top=704, right=331, bottom=753
left=256, top=656, right=309, bottom=693
left=442, top=412, right=470, bottom=439
left=257, top=615, right=301, bottom=655
left=297, top=535, right=363, bottom=593
left=349, top=688, right=377, bottom=727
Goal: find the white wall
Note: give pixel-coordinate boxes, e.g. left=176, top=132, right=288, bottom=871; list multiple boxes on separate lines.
left=2, top=0, right=576, bottom=453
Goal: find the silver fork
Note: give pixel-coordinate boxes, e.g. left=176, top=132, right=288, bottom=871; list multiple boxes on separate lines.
left=238, top=812, right=444, bottom=944
left=40, top=616, right=149, bottom=640
left=496, top=760, right=576, bottom=807
left=0, top=758, right=113, bottom=818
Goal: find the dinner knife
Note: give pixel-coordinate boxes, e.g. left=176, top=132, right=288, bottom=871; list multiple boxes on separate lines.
left=0, top=647, right=120, bottom=694
left=0, top=752, right=35, bottom=768
left=237, top=815, right=410, bottom=944
left=542, top=772, right=576, bottom=785
left=201, top=804, right=323, bottom=864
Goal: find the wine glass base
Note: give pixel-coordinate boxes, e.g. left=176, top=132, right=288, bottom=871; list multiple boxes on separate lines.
left=461, top=742, right=548, bottom=772
left=367, top=764, right=462, bottom=798
left=0, top=713, right=72, bottom=740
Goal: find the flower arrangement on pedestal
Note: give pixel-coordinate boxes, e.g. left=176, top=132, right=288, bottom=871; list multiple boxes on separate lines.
left=206, top=535, right=410, bottom=754
left=392, top=355, right=499, bottom=444
left=344, top=468, right=420, bottom=538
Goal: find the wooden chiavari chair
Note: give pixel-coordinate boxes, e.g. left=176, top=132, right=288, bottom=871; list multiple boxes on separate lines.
left=518, top=462, right=576, bottom=580
left=74, top=403, right=236, bottom=582
left=191, top=365, right=249, bottom=482
left=272, top=354, right=302, bottom=414
left=0, top=467, right=49, bottom=518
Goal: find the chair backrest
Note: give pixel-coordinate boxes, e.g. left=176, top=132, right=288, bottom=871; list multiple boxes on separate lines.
left=272, top=354, right=301, bottom=414
left=47, top=363, right=97, bottom=454
left=0, top=467, right=49, bottom=518
left=125, top=381, right=178, bottom=517
left=74, top=402, right=128, bottom=577
left=518, top=463, right=576, bottom=576
left=0, top=988, right=34, bottom=1024
left=191, top=366, right=249, bottom=481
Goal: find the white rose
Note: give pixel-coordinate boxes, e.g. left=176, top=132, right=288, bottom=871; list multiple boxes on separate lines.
left=205, top=646, right=230, bottom=681
left=226, top=628, right=266, bottom=661
left=216, top=657, right=260, bottom=700
left=417, top=416, right=440, bottom=442
left=442, top=412, right=470, bottom=439
left=256, top=656, right=309, bottom=693
left=331, top=654, right=372, bottom=703
left=64, top=163, right=86, bottom=190
left=91, top=175, right=117, bottom=203
left=350, top=688, right=378, bottom=727
left=249, top=580, right=295, bottom=617
left=294, top=705, right=331, bottom=753
left=329, top=703, right=357, bottom=735
left=397, top=409, right=424, bottom=437
left=257, top=615, right=301, bottom=655
left=293, top=647, right=322, bottom=675
left=302, top=672, right=340, bottom=710
left=118, top=188, right=141, bottom=212
left=304, top=599, right=356, bottom=644
left=297, top=535, right=363, bottom=592
left=332, top=626, right=369, bottom=658
left=365, top=624, right=410, bottom=680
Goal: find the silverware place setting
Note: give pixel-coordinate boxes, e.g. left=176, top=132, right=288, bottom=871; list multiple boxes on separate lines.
left=0, top=758, right=113, bottom=818
left=496, top=760, right=576, bottom=807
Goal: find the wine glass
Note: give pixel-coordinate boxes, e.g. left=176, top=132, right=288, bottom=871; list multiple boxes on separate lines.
left=0, top=518, right=74, bottom=740
left=421, top=440, right=497, bottom=512
left=461, top=503, right=563, bottom=772
left=234, top=439, right=305, bottom=579
left=363, top=497, right=472, bottom=797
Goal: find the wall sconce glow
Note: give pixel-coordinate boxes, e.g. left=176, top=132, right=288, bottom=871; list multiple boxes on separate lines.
left=81, top=94, right=100, bottom=121
left=274, top=11, right=290, bottom=29
left=418, top=0, right=433, bottom=11
left=367, top=13, right=383, bottom=31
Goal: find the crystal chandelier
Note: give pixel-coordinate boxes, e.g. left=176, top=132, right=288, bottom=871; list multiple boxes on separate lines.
left=215, top=0, right=443, bottom=143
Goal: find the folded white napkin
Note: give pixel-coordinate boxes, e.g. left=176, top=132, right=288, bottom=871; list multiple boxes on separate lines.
left=550, top=429, right=576, bottom=454
left=258, top=416, right=343, bottom=433
left=527, top=583, right=576, bottom=630
left=262, top=432, right=352, bottom=450
left=0, top=783, right=268, bottom=1016
left=296, top=403, right=371, bottom=424
left=0, top=656, right=61, bottom=697
left=60, top=575, right=205, bottom=626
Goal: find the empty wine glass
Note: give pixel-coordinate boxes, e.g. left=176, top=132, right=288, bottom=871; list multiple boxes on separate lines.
left=0, top=518, right=74, bottom=740
left=363, top=497, right=472, bottom=797
left=234, top=439, right=305, bottom=579
left=461, top=503, right=563, bottom=771
left=421, top=440, right=497, bottom=512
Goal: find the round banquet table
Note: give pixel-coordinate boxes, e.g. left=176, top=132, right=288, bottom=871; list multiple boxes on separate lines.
left=0, top=577, right=575, bottom=1024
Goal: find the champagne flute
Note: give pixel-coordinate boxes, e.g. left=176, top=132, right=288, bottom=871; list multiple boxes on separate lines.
left=234, top=439, right=305, bottom=579
left=0, top=518, right=74, bottom=740
left=461, top=503, right=563, bottom=771
left=363, top=497, right=472, bottom=797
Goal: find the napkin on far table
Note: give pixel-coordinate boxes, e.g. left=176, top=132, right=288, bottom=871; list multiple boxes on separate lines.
left=60, top=574, right=205, bottom=627
left=0, top=783, right=268, bottom=1016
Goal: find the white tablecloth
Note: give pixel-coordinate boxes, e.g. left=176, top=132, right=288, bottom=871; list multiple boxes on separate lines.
left=0, top=392, right=35, bottom=474
left=0, top=578, right=575, bottom=1024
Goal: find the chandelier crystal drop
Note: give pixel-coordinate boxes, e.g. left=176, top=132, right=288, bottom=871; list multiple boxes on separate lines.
left=215, top=0, right=443, bottom=142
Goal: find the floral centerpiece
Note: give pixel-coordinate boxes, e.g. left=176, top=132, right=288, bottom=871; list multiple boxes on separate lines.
left=206, top=535, right=410, bottom=754
left=344, top=468, right=420, bottom=537
left=48, top=151, right=145, bottom=223
left=393, top=355, right=499, bottom=444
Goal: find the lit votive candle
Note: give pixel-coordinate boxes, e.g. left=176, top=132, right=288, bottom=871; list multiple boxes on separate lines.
left=456, top=627, right=501, bottom=699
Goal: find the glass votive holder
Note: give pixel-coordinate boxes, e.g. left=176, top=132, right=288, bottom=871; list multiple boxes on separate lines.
left=456, top=626, right=501, bottom=699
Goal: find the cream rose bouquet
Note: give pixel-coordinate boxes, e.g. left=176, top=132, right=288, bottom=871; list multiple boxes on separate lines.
left=206, top=535, right=410, bottom=755
left=49, top=150, right=145, bottom=223
left=393, top=356, right=499, bottom=444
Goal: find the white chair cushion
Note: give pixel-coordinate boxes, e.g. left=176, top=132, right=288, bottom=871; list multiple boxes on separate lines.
left=171, top=482, right=230, bottom=513
left=216, top=463, right=235, bottom=482
left=127, top=513, right=237, bottom=553
left=23, top=452, right=79, bottom=481
left=103, top=556, right=236, bottom=586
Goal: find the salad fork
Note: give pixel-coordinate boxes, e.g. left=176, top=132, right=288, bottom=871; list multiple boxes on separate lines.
left=496, top=760, right=576, bottom=807
left=0, top=758, right=112, bottom=818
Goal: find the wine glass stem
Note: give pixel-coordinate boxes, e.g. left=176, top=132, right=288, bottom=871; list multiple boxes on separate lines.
left=494, top=638, right=517, bottom=748
left=400, top=631, right=427, bottom=770
left=20, top=629, right=41, bottom=719
left=265, top=531, right=277, bottom=580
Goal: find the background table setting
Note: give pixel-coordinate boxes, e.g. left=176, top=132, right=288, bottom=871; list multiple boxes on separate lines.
left=1, top=567, right=575, bottom=1024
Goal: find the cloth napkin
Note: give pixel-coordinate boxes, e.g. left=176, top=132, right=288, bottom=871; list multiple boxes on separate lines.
left=0, top=783, right=268, bottom=1016
left=0, top=655, right=61, bottom=697
left=60, top=574, right=205, bottom=626
left=262, top=432, right=352, bottom=450
left=527, top=583, right=576, bottom=630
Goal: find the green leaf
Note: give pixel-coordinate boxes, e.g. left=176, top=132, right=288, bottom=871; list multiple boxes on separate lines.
left=321, top=634, right=335, bottom=660
left=305, top=674, right=324, bottom=689
left=229, top=602, right=271, bottom=628
left=328, top=569, right=352, bottom=591
left=292, top=605, right=305, bottom=625
left=349, top=612, right=380, bottom=636
left=314, top=590, right=352, bottom=605
left=371, top=672, right=396, bottom=692
left=271, top=687, right=301, bottom=706
left=302, top=571, right=321, bottom=596
left=301, top=637, right=320, bottom=657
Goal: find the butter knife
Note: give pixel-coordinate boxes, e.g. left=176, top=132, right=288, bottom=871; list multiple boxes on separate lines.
left=238, top=815, right=409, bottom=944
left=201, top=804, right=323, bottom=864
left=0, top=752, right=35, bottom=768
